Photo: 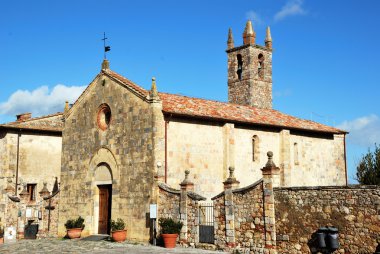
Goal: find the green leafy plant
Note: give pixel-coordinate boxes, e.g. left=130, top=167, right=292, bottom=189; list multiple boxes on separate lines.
left=158, top=217, right=183, bottom=234
left=111, top=218, right=126, bottom=231
left=356, top=144, right=380, bottom=185
left=64, top=216, right=85, bottom=229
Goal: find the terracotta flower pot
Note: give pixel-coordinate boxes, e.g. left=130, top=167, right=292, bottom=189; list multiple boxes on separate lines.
left=67, top=228, right=83, bottom=239
left=0, top=237, right=3, bottom=244
left=162, top=233, right=178, bottom=248
left=111, top=229, right=127, bottom=242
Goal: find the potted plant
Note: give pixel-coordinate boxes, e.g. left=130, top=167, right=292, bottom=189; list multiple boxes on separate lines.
left=111, top=218, right=127, bottom=242
left=0, top=226, right=4, bottom=244
left=65, top=216, right=85, bottom=239
left=158, top=217, right=183, bottom=248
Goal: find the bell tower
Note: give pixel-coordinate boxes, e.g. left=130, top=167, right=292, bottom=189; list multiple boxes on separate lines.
left=227, top=21, right=273, bottom=109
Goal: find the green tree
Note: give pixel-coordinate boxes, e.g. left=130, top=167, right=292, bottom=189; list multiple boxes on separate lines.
left=356, top=144, right=380, bottom=185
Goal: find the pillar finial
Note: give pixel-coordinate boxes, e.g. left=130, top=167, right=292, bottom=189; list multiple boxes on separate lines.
left=64, top=101, right=69, bottom=113
left=101, top=59, right=110, bottom=70
left=149, top=77, right=160, bottom=101
left=265, top=26, right=272, bottom=49
left=243, top=20, right=256, bottom=45
left=223, top=166, right=240, bottom=189
left=227, top=28, right=234, bottom=49
left=180, top=170, right=194, bottom=190
left=266, top=151, right=276, bottom=167
left=39, top=182, right=51, bottom=198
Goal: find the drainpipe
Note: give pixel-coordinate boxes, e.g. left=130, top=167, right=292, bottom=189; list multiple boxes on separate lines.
left=165, top=120, right=168, bottom=183
left=344, top=133, right=348, bottom=186
left=15, top=131, right=21, bottom=195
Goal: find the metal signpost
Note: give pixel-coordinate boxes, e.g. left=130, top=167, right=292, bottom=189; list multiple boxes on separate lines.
left=150, top=204, right=157, bottom=246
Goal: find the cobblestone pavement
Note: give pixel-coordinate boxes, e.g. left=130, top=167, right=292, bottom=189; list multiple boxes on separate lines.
left=0, top=239, right=225, bottom=253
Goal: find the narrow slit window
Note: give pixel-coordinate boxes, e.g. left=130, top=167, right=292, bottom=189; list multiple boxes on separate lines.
left=252, top=135, right=259, bottom=162
left=258, top=54, right=264, bottom=78
left=294, top=143, right=299, bottom=165
left=237, top=54, right=243, bottom=80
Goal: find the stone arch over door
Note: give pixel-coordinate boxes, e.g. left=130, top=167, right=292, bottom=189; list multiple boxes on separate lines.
left=88, top=147, right=120, bottom=235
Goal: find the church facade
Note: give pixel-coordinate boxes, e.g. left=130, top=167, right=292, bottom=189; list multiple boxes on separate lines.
left=57, top=21, right=347, bottom=241
left=0, top=21, right=347, bottom=242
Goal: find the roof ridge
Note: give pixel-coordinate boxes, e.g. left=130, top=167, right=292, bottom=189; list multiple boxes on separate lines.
left=104, top=69, right=148, bottom=96
left=5, top=112, right=63, bottom=125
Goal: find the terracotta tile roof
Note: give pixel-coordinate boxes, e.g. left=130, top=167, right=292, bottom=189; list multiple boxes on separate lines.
left=159, top=93, right=346, bottom=134
left=104, top=70, right=345, bottom=134
left=0, top=112, right=63, bottom=133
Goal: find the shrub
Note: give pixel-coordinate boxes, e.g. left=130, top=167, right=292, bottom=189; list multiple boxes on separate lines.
left=158, top=217, right=183, bottom=234
left=65, top=216, right=85, bottom=229
left=111, top=218, right=126, bottom=231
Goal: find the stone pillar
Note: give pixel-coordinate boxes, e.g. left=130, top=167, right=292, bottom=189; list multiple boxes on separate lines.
left=261, top=151, right=279, bottom=252
left=223, top=167, right=240, bottom=248
left=279, top=130, right=290, bottom=186
left=179, top=170, right=194, bottom=243
left=38, top=182, right=51, bottom=236
left=18, top=184, right=29, bottom=239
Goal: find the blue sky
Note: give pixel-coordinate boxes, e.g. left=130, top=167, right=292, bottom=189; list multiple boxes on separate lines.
left=1, top=0, right=379, bottom=183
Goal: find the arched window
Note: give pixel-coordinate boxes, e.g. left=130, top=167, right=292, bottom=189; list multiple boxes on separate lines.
left=258, top=54, right=264, bottom=79
left=237, top=54, right=243, bottom=80
left=294, top=143, right=299, bottom=165
left=252, top=135, right=259, bottom=162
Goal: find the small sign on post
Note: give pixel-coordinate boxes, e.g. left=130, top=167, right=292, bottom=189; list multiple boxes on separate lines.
left=150, top=204, right=157, bottom=219
left=150, top=204, right=157, bottom=246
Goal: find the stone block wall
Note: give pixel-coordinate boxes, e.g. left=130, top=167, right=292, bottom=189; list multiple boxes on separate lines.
left=213, top=178, right=268, bottom=253
left=233, top=181, right=265, bottom=249
left=165, top=117, right=346, bottom=201
left=186, top=197, right=199, bottom=244
left=158, top=183, right=180, bottom=221
left=274, top=185, right=380, bottom=253
left=157, top=179, right=205, bottom=245
left=213, top=189, right=226, bottom=247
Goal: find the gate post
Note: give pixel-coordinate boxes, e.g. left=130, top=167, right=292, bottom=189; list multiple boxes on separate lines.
left=261, top=151, right=279, bottom=253
left=179, top=170, right=194, bottom=243
left=223, top=167, right=240, bottom=248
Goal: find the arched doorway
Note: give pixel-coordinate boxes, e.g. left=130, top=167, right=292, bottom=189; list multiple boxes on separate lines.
left=95, top=163, right=112, bottom=234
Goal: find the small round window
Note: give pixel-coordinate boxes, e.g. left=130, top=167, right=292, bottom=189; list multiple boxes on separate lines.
left=97, top=104, right=111, bottom=131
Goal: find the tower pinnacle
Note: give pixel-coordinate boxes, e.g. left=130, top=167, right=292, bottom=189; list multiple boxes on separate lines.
left=265, top=26, right=272, bottom=49
left=227, top=28, right=234, bottom=49
left=243, top=20, right=255, bottom=45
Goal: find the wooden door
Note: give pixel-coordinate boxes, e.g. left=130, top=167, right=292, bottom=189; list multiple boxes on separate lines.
left=98, top=185, right=111, bottom=234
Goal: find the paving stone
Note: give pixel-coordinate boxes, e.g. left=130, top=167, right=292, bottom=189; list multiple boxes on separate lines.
left=0, top=239, right=225, bottom=253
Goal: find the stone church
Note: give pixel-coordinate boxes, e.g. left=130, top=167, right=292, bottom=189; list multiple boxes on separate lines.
left=0, top=21, right=347, bottom=242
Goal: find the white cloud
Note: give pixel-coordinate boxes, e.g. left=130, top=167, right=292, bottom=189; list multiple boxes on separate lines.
left=337, top=114, right=380, bottom=147
left=0, top=84, right=86, bottom=120
left=246, top=10, right=263, bottom=26
left=274, top=0, right=307, bottom=22
left=274, top=88, right=292, bottom=98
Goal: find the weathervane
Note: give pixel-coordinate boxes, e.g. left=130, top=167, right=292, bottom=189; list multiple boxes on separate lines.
left=102, top=32, right=111, bottom=59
